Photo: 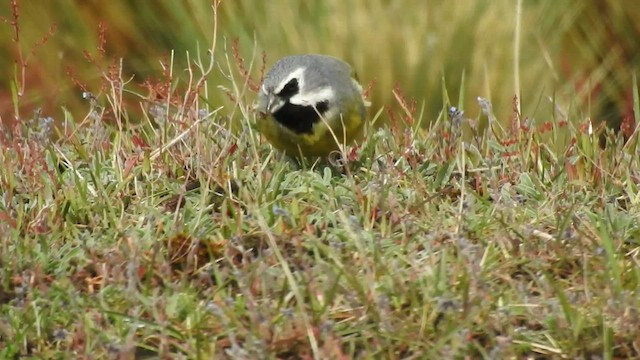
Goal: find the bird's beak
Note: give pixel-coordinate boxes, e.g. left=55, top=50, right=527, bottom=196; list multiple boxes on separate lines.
left=257, top=91, right=284, bottom=117
left=266, top=95, right=284, bottom=114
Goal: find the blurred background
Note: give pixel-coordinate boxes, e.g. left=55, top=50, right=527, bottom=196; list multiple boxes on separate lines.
left=0, top=0, right=638, bottom=129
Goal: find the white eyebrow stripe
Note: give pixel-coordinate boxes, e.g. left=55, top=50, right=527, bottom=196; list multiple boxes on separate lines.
left=274, top=67, right=306, bottom=94
left=289, top=87, right=334, bottom=106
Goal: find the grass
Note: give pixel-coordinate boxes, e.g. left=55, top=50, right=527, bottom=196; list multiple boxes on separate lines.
left=3, top=1, right=638, bottom=126
left=2, top=1, right=640, bottom=359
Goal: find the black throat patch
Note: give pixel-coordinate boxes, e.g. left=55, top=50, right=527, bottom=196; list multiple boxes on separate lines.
left=271, top=78, right=330, bottom=135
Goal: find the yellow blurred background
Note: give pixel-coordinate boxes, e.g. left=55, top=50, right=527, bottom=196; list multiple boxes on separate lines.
left=1, top=0, right=638, bottom=129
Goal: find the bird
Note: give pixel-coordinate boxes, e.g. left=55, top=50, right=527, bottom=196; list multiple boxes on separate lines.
left=255, top=54, right=367, bottom=157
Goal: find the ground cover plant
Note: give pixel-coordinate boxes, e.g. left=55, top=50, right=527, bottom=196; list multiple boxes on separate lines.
left=1, top=1, right=640, bottom=358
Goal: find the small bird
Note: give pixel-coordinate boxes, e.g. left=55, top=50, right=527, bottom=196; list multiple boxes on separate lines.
left=256, top=54, right=367, bottom=157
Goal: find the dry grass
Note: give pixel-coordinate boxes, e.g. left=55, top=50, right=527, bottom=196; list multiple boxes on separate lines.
left=2, top=1, right=638, bottom=126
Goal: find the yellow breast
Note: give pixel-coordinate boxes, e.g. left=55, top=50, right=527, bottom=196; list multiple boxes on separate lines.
left=257, top=109, right=364, bottom=157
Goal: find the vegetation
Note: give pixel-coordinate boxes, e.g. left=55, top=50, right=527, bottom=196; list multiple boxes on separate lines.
left=1, top=0, right=639, bottom=358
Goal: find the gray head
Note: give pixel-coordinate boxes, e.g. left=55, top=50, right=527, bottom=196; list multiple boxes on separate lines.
left=257, top=54, right=365, bottom=135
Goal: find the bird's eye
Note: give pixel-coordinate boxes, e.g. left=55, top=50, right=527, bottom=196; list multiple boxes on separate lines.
left=277, top=78, right=299, bottom=98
